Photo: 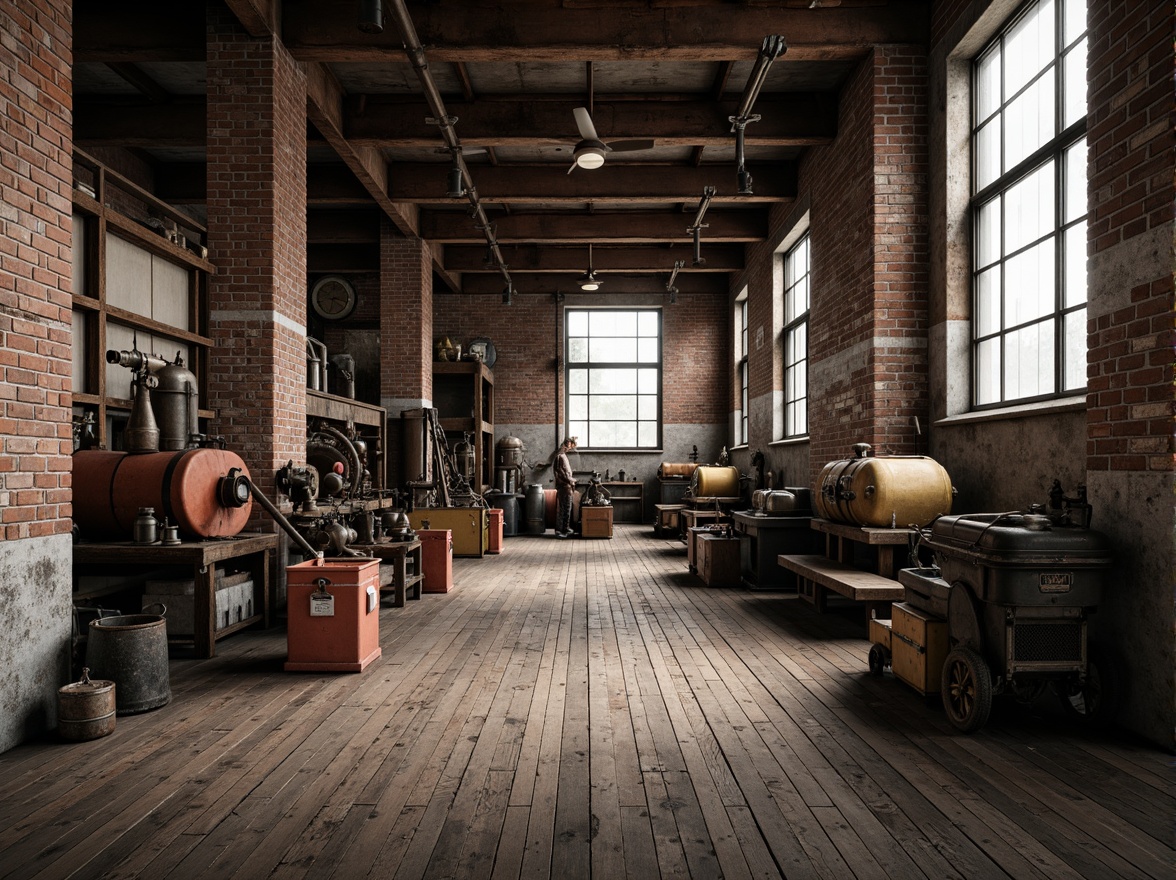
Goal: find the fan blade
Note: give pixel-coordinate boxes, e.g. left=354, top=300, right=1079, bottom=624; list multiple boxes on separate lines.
left=606, top=139, right=656, bottom=153
left=567, top=160, right=578, bottom=175
left=573, top=106, right=599, bottom=141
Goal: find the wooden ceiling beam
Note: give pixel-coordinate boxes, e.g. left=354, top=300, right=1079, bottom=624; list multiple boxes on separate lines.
left=421, top=209, right=769, bottom=243
left=459, top=272, right=728, bottom=296
left=281, top=0, right=930, bottom=62
left=74, top=2, right=206, bottom=62
left=345, top=95, right=835, bottom=147
left=389, top=162, right=795, bottom=203
left=443, top=243, right=743, bottom=273
left=305, top=62, right=420, bottom=237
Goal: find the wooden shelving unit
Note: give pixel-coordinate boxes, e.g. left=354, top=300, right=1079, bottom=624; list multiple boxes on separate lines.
left=603, top=481, right=644, bottom=523
left=433, top=360, right=494, bottom=493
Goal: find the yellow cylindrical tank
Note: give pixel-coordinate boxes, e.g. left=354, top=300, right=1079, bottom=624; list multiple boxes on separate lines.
left=690, top=465, right=740, bottom=498
left=815, top=445, right=953, bottom=528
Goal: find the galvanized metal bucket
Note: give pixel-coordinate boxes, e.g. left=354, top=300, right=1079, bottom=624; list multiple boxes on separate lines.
left=84, top=604, right=171, bottom=715
left=57, top=668, right=116, bottom=741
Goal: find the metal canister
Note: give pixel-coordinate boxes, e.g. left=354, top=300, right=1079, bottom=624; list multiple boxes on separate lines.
left=133, top=507, right=158, bottom=544
left=57, top=668, right=116, bottom=741
left=85, top=607, right=171, bottom=715
left=815, top=444, right=953, bottom=528
left=523, top=484, right=546, bottom=534
left=690, top=465, right=740, bottom=498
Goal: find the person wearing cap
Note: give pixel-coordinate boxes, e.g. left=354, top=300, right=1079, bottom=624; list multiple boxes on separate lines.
left=554, top=436, right=578, bottom=537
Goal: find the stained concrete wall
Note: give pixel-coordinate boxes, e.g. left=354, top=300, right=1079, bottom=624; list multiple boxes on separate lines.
left=0, top=535, right=73, bottom=752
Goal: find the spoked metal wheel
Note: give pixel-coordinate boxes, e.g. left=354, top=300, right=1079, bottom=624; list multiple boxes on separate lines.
left=941, top=646, right=992, bottom=733
left=868, top=643, right=889, bottom=676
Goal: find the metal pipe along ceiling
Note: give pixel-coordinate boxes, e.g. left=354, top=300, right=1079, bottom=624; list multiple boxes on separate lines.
left=387, top=0, right=513, bottom=294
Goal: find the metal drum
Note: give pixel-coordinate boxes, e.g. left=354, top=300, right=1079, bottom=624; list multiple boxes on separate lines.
left=57, top=669, right=116, bottom=741
left=72, top=448, right=253, bottom=541
left=84, top=607, right=171, bottom=715
left=658, top=462, right=698, bottom=480
left=523, top=484, right=546, bottom=534
left=489, top=491, right=520, bottom=537
left=815, top=444, right=952, bottom=528
left=690, top=465, right=739, bottom=498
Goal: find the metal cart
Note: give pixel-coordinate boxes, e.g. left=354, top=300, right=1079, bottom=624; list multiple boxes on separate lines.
left=869, top=487, right=1118, bottom=733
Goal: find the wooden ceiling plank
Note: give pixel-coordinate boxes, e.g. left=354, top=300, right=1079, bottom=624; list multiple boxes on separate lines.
left=345, top=95, right=836, bottom=146
left=281, top=0, right=929, bottom=62
left=223, top=0, right=281, bottom=38
left=458, top=272, right=727, bottom=295
left=389, top=162, right=795, bottom=203
left=443, top=243, right=744, bottom=272
left=421, top=209, right=769, bottom=243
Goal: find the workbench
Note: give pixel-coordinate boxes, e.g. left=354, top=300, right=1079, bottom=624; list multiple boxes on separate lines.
left=351, top=539, right=424, bottom=607
left=73, top=532, right=277, bottom=659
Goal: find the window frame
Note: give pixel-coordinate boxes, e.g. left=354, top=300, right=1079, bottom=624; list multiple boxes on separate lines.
left=969, top=0, right=1088, bottom=409
left=735, top=292, right=749, bottom=447
left=781, top=233, right=810, bottom=439
left=564, top=307, right=663, bottom=451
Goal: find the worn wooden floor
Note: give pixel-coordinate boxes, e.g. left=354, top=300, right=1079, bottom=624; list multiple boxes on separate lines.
left=1, top=525, right=1171, bottom=879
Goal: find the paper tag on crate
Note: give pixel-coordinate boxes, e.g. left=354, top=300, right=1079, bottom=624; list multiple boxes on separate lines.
left=309, top=590, right=335, bottom=617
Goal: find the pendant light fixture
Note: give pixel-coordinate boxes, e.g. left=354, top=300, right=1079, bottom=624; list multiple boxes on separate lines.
left=578, top=243, right=602, bottom=291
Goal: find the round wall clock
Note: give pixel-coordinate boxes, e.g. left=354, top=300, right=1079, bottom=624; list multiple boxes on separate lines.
left=310, top=275, right=357, bottom=321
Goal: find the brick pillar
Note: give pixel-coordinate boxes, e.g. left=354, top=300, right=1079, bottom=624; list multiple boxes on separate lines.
left=380, top=225, right=433, bottom=413
left=205, top=6, right=307, bottom=512
left=1084, top=0, right=1173, bottom=745
left=0, top=0, right=74, bottom=751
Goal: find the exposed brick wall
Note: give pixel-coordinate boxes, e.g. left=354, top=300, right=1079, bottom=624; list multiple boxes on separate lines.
left=433, top=290, right=727, bottom=429
left=1086, top=0, right=1174, bottom=474
left=205, top=6, right=307, bottom=505
left=785, top=48, right=929, bottom=481
left=379, top=231, right=433, bottom=407
left=0, top=0, right=73, bottom=540
left=871, top=46, right=931, bottom=456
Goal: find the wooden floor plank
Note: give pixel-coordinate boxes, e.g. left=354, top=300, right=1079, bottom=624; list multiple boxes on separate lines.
left=0, top=526, right=1170, bottom=880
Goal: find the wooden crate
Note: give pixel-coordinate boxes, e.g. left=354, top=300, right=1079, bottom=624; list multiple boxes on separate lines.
left=697, top=534, right=741, bottom=587
left=890, top=601, right=948, bottom=695
left=581, top=506, right=613, bottom=538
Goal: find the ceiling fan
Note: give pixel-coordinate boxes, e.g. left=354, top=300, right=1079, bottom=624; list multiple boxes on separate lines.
left=566, top=107, right=655, bottom=173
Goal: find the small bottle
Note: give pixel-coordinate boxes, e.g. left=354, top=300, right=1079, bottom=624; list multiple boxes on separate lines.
left=133, top=507, right=159, bottom=544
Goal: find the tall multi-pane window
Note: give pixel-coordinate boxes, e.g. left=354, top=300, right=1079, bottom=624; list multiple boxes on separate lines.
left=736, top=293, right=748, bottom=446
left=782, top=234, right=809, bottom=437
left=972, top=0, right=1087, bottom=407
left=566, top=309, right=661, bottom=448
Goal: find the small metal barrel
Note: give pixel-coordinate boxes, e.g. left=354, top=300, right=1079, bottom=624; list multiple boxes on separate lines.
left=84, top=607, right=171, bottom=715
left=57, top=669, right=116, bottom=741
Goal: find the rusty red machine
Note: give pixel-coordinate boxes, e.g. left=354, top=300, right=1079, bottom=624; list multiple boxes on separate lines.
left=870, top=482, right=1118, bottom=733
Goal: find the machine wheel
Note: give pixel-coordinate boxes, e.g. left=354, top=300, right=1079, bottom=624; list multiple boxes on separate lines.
left=868, top=643, right=889, bottom=676
left=1055, top=643, right=1121, bottom=728
left=941, top=647, right=992, bottom=733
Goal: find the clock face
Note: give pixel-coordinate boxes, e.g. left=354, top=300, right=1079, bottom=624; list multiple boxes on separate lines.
left=311, top=276, right=356, bottom=320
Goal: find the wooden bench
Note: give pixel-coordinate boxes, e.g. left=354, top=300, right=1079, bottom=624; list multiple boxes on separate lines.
left=777, top=553, right=904, bottom=619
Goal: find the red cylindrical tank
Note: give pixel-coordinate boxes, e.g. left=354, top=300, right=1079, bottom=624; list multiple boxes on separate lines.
left=73, top=449, right=254, bottom=540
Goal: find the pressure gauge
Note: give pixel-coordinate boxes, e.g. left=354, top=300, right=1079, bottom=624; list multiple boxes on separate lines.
left=310, top=275, right=357, bottom=321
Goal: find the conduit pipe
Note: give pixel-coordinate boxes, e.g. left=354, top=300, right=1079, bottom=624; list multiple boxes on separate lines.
left=386, top=0, right=513, bottom=294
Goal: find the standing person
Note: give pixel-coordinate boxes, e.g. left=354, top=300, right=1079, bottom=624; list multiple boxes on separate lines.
left=553, top=436, right=578, bottom=537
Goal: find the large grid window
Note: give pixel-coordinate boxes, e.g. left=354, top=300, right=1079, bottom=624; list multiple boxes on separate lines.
left=782, top=234, right=809, bottom=437
left=972, top=0, right=1087, bottom=407
left=735, top=294, right=748, bottom=446
left=566, top=309, right=661, bottom=449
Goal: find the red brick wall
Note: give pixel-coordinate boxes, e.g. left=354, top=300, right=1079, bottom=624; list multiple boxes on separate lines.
left=379, top=231, right=433, bottom=405
left=205, top=7, right=307, bottom=502
left=1086, top=0, right=1174, bottom=474
left=796, top=48, right=929, bottom=480
left=0, top=0, right=73, bottom=540
left=433, top=291, right=727, bottom=428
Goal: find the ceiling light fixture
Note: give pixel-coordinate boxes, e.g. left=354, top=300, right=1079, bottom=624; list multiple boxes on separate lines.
left=357, top=0, right=385, bottom=33
left=578, top=243, right=603, bottom=291
left=731, top=35, right=787, bottom=195
left=572, top=142, right=608, bottom=171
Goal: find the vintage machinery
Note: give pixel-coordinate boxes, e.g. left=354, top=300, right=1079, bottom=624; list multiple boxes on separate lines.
left=581, top=472, right=612, bottom=506
left=814, top=443, right=954, bottom=528
left=107, top=347, right=200, bottom=452
left=869, top=483, right=1117, bottom=733
left=73, top=447, right=254, bottom=541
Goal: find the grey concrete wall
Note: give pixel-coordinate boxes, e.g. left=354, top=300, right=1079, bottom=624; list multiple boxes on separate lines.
left=0, top=534, right=73, bottom=752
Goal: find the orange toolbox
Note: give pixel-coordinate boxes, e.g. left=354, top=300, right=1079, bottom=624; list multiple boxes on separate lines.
left=285, top=557, right=381, bottom=672
left=487, top=507, right=504, bottom=554
left=418, top=529, right=454, bottom=593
